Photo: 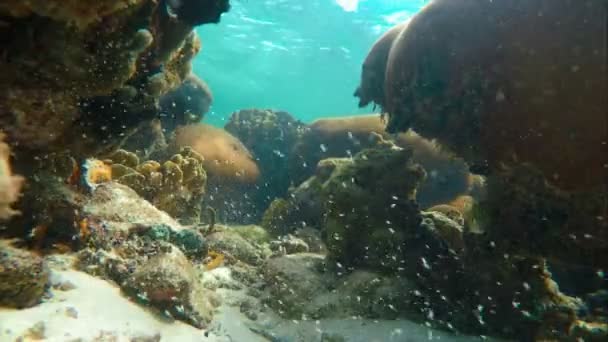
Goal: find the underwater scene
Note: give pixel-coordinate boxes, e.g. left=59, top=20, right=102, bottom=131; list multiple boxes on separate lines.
left=0, top=0, right=606, bottom=341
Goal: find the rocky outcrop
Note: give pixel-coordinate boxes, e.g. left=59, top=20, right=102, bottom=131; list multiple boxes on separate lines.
left=0, top=0, right=230, bottom=158
left=0, top=240, right=49, bottom=308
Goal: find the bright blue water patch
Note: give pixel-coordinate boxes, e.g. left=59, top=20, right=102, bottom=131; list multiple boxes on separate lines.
left=194, top=0, right=426, bottom=126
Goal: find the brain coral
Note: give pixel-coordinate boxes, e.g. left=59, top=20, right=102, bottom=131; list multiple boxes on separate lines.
left=169, top=123, right=260, bottom=184
left=354, top=21, right=409, bottom=109
left=374, top=0, right=607, bottom=192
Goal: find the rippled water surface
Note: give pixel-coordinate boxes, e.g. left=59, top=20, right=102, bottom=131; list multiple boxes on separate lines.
left=195, top=0, right=426, bottom=125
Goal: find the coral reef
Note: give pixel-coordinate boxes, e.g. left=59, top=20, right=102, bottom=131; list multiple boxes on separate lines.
left=261, top=134, right=600, bottom=339
left=290, top=115, right=478, bottom=209
left=107, top=147, right=207, bottom=224
left=353, top=4, right=607, bottom=336
left=394, top=130, right=474, bottom=208
left=0, top=240, right=49, bottom=308
left=224, top=109, right=307, bottom=221
left=170, top=228, right=207, bottom=258
left=0, top=1, right=145, bottom=29
left=361, top=0, right=607, bottom=194
left=260, top=163, right=331, bottom=236
left=164, top=0, right=231, bottom=26
left=269, top=234, right=310, bottom=256
left=167, top=123, right=260, bottom=223
left=0, top=134, right=23, bottom=220
left=480, top=164, right=608, bottom=269
left=0, top=0, right=230, bottom=157
left=4, top=168, right=185, bottom=252
left=205, top=229, right=269, bottom=266
left=76, top=219, right=220, bottom=328
left=123, top=248, right=215, bottom=328
left=353, top=20, right=409, bottom=108
left=267, top=134, right=425, bottom=270
left=117, top=119, right=168, bottom=160
left=321, top=138, right=424, bottom=271
left=168, top=123, right=259, bottom=184
left=159, top=73, right=213, bottom=134
left=290, top=114, right=387, bottom=186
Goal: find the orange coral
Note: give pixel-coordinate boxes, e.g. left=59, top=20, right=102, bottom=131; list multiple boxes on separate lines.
left=204, top=251, right=225, bottom=271
left=78, top=218, right=91, bottom=241
left=170, top=124, right=260, bottom=184
left=308, top=114, right=387, bottom=139
left=80, top=159, right=112, bottom=192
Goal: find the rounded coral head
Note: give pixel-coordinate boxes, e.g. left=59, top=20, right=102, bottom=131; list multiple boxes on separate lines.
left=354, top=21, right=409, bottom=108
left=170, top=123, right=260, bottom=184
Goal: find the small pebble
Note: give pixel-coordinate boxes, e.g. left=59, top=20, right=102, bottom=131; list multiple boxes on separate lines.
left=65, top=306, right=79, bottom=318
left=55, top=280, right=77, bottom=291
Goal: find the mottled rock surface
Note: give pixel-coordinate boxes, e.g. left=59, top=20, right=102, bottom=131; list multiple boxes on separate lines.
left=123, top=248, right=216, bottom=328
left=0, top=240, right=49, bottom=308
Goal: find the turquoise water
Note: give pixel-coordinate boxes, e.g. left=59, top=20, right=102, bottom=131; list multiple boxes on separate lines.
left=194, top=0, right=427, bottom=126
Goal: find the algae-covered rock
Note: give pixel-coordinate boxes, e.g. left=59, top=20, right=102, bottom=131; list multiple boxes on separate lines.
left=170, top=228, right=207, bottom=259
left=321, top=137, right=425, bottom=271
left=0, top=1, right=146, bottom=29
left=293, top=227, right=327, bottom=254
left=160, top=73, right=213, bottom=133
left=83, top=183, right=183, bottom=233
left=289, top=114, right=388, bottom=187
left=261, top=253, right=329, bottom=318
left=420, top=211, right=465, bottom=252
left=0, top=240, right=49, bottom=308
left=206, top=230, right=265, bottom=266
left=144, top=224, right=172, bottom=242
left=260, top=198, right=298, bottom=235
left=262, top=135, right=425, bottom=271
left=225, top=109, right=307, bottom=220
left=123, top=248, right=216, bottom=328
left=260, top=175, right=326, bottom=236
left=231, top=225, right=272, bottom=246
left=261, top=254, right=419, bottom=321
left=326, top=270, right=419, bottom=320
left=269, top=234, right=310, bottom=255
left=481, top=164, right=608, bottom=269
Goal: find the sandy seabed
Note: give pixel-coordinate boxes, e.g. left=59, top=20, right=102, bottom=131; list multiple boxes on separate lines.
left=0, top=264, right=505, bottom=342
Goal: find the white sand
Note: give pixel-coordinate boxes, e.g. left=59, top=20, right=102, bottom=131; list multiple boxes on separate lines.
left=0, top=267, right=506, bottom=342
left=0, top=270, right=226, bottom=342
